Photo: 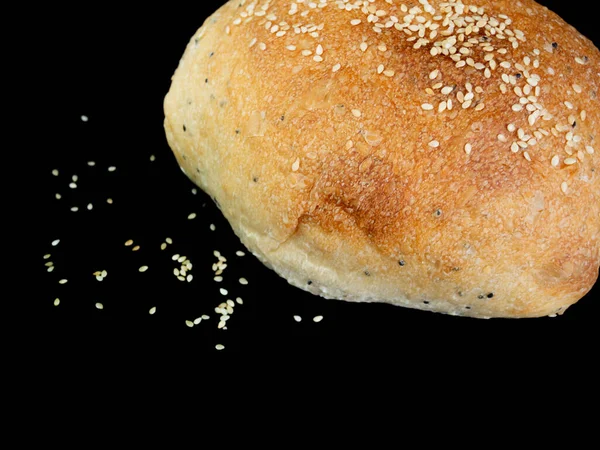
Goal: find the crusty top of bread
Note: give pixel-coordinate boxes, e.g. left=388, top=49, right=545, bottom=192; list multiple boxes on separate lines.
left=164, top=0, right=600, bottom=318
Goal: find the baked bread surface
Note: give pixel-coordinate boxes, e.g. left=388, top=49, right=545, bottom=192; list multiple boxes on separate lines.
left=164, top=0, right=600, bottom=318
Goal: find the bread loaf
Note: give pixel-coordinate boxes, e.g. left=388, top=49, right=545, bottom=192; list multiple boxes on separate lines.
left=164, top=0, right=599, bottom=318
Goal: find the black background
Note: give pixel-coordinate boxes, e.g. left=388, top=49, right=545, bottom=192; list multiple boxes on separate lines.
left=31, top=0, right=598, bottom=357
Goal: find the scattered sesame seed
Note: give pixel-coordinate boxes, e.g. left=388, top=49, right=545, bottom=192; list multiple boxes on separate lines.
left=332, top=63, right=341, bottom=72
left=107, top=198, right=113, bottom=204
left=188, top=213, right=197, bottom=220
left=186, top=320, right=194, bottom=328
left=220, top=288, right=228, bottom=296
left=125, top=239, right=134, bottom=247
left=429, top=69, right=439, bottom=80
left=87, top=203, right=93, bottom=211
left=81, top=115, right=89, bottom=122
left=132, top=245, right=140, bottom=252
left=586, top=146, right=595, bottom=155
left=69, top=183, right=77, bottom=189
left=236, top=297, right=243, bottom=305
left=428, top=140, right=440, bottom=148
left=215, top=345, right=225, bottom=351
left=96, top=303, right=104, bottom=310
left=160, top=243, right=167, bottom=250
left=239, top=278, right=249, bottom=285
left=564, top=158, right=577, bottom=165
left=51, top=239, right=60, bottom=247
left=139, top=266, right=149, bottom=273
left=210, top=224, right=216, bottom=231
left=54, top=298, right=60, bottom=307
left=465, top=143, right=472, bottom=155
left=561, top=182, right=569, bottom=194
left=236, top=251, right=246, bottom=257
left=108, top=166, right=116, bottom=172
left=351, top=109, right=362, bottom=118
left=55, top=193, right=61, bottom=200
left=59, top=279, right=68, bottom=285
left=313, top=315, right=324, bottom=323
left=421, top=103, right=434, bottom=111
left=551, top=155, right=560, bottom=167
left=214, top=276, right=223, bottom=282
left=187, top=274, right=193, bottom=283
left=294, top=315, right=302, bottom=322
left=150, top=154, right=156, bottom=162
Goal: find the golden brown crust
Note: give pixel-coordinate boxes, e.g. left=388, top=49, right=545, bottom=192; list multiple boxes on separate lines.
left=164, top=0, right=600, bottom=318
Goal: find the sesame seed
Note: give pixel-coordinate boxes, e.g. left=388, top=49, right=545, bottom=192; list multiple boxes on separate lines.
left=87, top=203, right=93, bottom=211
left=351, top=109, right=362, bottom=118
left=465, top=143, right=472, bottom=155
left=421, top=103, right=434, bottom=111
left=59, top=279, right=68, bottom=285
left=313, top=315, right=324, bottom=323
left=441, top=86, right=453, bottom=95
left=564, top=101, right=574, bottom=110
left=236, top=251, right=246, bottom=257
left=215, top=345, right=225, bottom=351
left=139, top=266, right=149, bottom=273
left=107, top=198, right=113, bottom=204
left=564, top=158, right=577, bottom=165
left=332, top=63, right=341, bottom=72
left=572, top=84, right=582, bottom=94
left=108, top=166, right=116, bottom=172
left=160, top=243, right=167, bottom=250
left=193, top=317, right=202, bottom=325
left=239, top=278, right=249, bottom=285
left=87, top=161, right=96, bottom=166
left=81, top=115, right=89, bottom=122
left=220, top=288, right=228, bottom=296
left=292, top=158, right=300, bottom=171
left=498, top=134, right=508, bottom=143
left=383, top=70, right=395, bottom=77
left=188, top=213, right=197, bottom=220
left=360, top=42, right=368, bottom=52
left=236, top=297, right=243, bottom=305
left=586, top=146, right=595, bottom=155
left=428, top=140, right=440, bottom=148
left=71, top=207, right=79, bottom=212
left=294, top=315, right=302, bottom=322
left=55, top=193, right=61, bottom=200
left=125, top=239, right=134, bottom=246
left=512, top=104, right=523, bottom=112
left=186, top=320, right=194, bottom=328
left=95, top=303, right=104, bottom=310
left=214, top=276, right=223, bottom=282
left=523, top=151, right=532, bottom=162
left=69, top=183, right=77, bottom=189
left=54, top=298, right=60, bottom=307
left=429, top=69, right=439, bottom=80
left=561, top=182, right=569, bottom=194
left=351, top=19, right=361, bottom=26
left=551, top=155, right=560, bottom=167
left=210, top=224, right=216, bottom=231
left=511, top=142, right=520, bottom=153
left=186, top=274, right=193, bottom=283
